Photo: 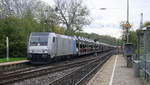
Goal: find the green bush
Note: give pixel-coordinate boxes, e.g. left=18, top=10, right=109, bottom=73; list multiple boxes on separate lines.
left=0, top=17, right=48, bottom=58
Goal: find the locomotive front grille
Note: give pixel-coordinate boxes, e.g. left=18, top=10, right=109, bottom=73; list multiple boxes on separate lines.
left=31, top=54, right=42, bottom=61
left=29, top=53, right=50, bottom=63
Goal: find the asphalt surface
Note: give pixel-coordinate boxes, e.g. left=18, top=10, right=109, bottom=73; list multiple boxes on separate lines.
left=87, top=55, right=143, bottom=85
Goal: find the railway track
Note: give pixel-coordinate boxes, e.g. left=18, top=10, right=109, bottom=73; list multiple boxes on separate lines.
left=0, top=53, right=100, bottom=85
left=49, top=51, right=113, bottom=85
left=75, top=52, right=112, bottom=85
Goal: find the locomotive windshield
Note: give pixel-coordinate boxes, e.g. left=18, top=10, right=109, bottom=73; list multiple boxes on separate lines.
left=30, top=36, right=48, bottom=46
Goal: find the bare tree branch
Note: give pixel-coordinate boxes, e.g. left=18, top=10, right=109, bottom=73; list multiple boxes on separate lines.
left=54, top=0, right=90, bottom=31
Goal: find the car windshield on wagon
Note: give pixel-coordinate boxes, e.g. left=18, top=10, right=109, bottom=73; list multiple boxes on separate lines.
left=30, top=36, right=48, bottom=46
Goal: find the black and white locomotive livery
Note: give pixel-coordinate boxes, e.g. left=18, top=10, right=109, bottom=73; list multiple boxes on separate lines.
left=27, top=32, right=115, bottom=64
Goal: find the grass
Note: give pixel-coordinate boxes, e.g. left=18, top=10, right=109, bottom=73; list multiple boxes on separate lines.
left=0, top=57, right=27, bottom=63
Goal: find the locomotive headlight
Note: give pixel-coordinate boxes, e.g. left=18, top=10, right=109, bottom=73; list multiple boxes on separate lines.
left=29, top=50, right=33, bottom=53
left=42, top=54, right=47, bottom=58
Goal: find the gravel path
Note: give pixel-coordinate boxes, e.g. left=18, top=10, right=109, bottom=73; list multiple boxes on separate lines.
left=87, top=55, right=143, bottom=85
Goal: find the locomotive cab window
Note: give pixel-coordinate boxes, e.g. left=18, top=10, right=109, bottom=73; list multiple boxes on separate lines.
left=30, top=36, right=48, bottom=46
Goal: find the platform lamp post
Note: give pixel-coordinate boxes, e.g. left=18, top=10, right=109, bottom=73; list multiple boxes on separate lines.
left=137, top=13, right=143, bottom=60
left=123, top=0, right=133, bottom=67
left=121, top=0, right=131, bottom=43
left=6, top=37, right=9, bottom=61
left=125, top=0, right=132, bottom=43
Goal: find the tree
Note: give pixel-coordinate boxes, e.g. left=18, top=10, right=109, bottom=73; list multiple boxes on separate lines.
left=0, top=0, right=53, bottom=19
left=54, top=0, right=90, bottom=33
left=143, top=21, right=150, bottom=27
left=128, top=31, right=137, bottom=47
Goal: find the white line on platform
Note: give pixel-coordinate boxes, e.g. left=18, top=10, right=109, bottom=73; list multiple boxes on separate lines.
left=109, top=55, right=118, bottom=85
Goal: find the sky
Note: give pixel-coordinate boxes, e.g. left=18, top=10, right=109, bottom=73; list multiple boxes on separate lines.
left=41, top=0, right=150, bottom=38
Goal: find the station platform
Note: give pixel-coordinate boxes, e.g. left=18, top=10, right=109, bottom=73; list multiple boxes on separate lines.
left=0, top=60, right=29, bottom=66
left=87, top=55, right=143, bottom=85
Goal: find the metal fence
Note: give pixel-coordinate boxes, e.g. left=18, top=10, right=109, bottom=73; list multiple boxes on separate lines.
left=136, top=26, right=150, bottom=84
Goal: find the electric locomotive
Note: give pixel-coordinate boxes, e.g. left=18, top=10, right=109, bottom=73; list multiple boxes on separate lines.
left=27, top=32, right=115, bottom=64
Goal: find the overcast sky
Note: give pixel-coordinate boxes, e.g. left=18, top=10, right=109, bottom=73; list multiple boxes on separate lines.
left=41, top=0, right=150, bottom=38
